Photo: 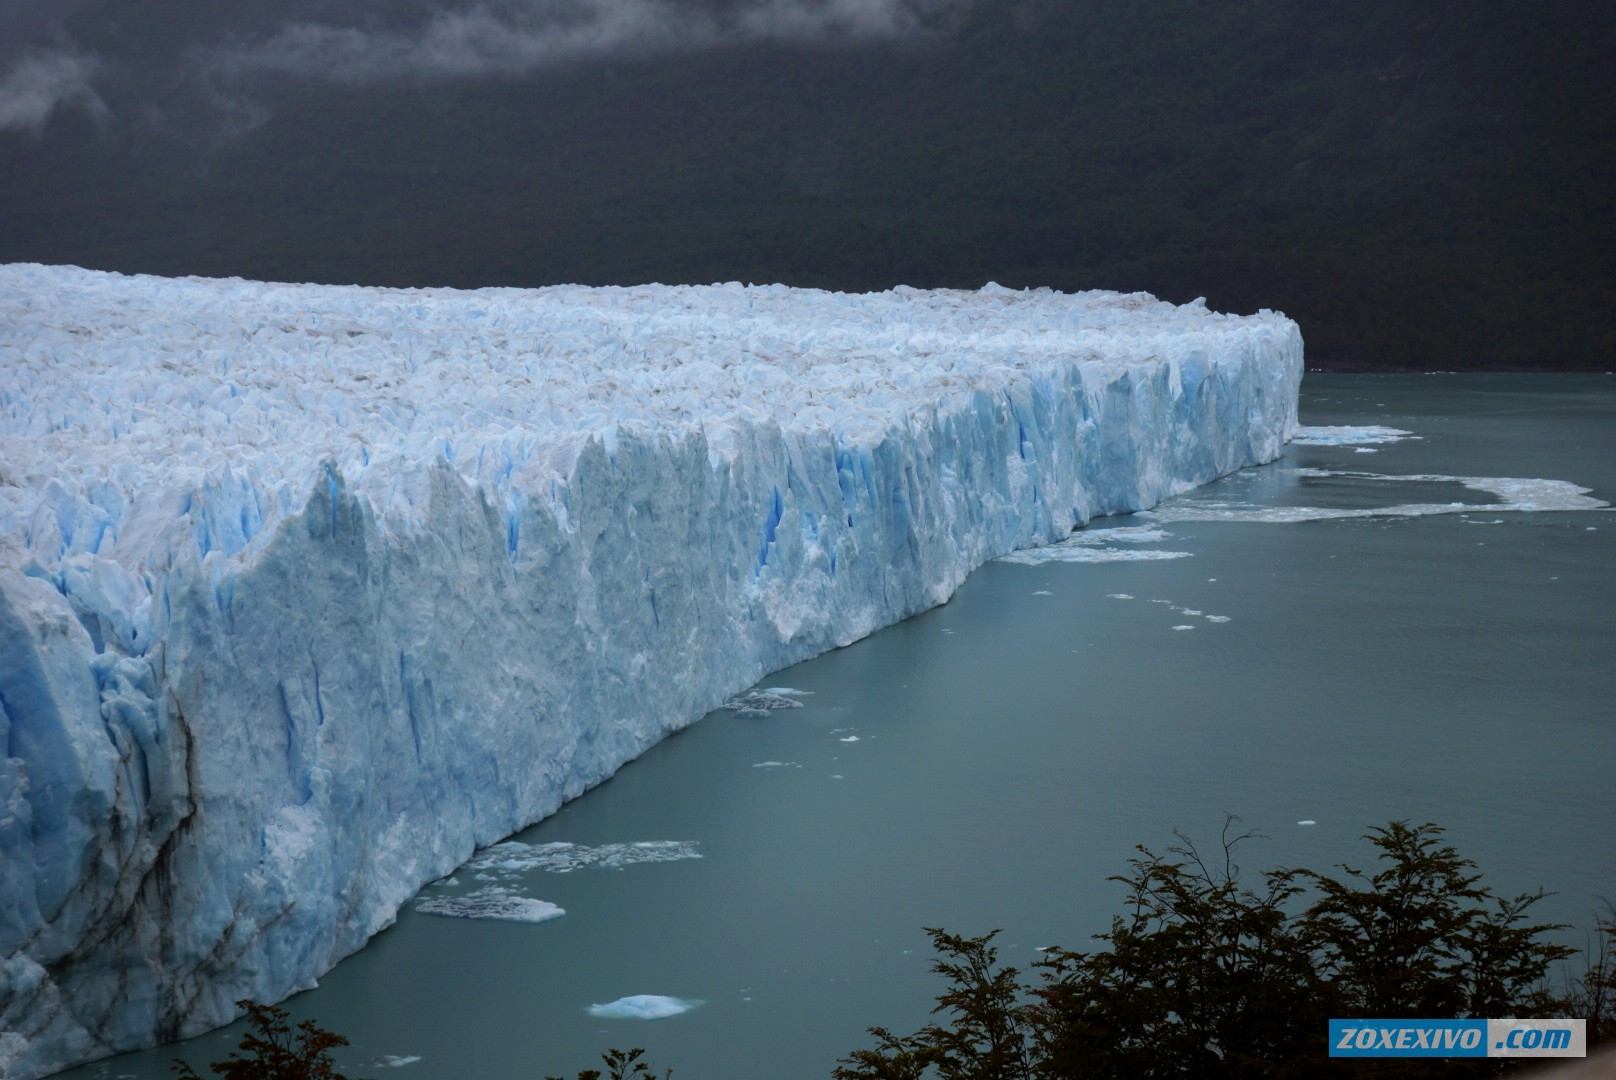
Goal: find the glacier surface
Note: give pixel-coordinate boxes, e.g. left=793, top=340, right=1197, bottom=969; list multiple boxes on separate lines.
left=0, top=264, right=1301, bottom=1078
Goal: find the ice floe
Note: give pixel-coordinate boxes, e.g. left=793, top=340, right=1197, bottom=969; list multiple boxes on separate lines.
left=1147, top=471, right=1607, bottom=524
left=460, top=840, right=701, bottom=877
left=415, top=887, right=563, bottom=923
left=725, top=691, right=808, bottom=714
left=1289, top=425, right=1416, bottom=445
left=588, top=996, right=701, bottom=1019
left=999, top=525, right=1192, bottom=564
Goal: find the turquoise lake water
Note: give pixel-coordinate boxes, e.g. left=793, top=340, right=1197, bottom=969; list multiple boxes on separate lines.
left=67, top=373, right=1615, bottom=1080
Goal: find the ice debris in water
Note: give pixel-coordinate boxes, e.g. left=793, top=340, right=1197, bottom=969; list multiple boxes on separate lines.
left=372, top=1056, right=422, bottom=1068
left=587, top=996, right=701, bottom=1020
left=1148, top=471, right=1608, bottom=524
left=462, top=840, right=700, bottom=877
left=415, top=887, right=563, bottom=923
left=1000, top=525, right=1192, bottom=564
left=1289, top=425, right=1416, bottom=446
left=725, top=691, right=808, bottom=716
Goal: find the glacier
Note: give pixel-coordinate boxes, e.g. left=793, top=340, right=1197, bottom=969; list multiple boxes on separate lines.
left=0, top=263, right=1301, bottom=1079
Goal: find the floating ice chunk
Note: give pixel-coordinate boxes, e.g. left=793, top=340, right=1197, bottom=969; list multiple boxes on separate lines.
left=415, top=887, right=563, bottom=923
left=587, top=995, right=701, bottom=1020
left=459, top=840, right=700, bottom=877
left=1354, top=448, right=1378, bottom=453
left=725, top=691, right=806, bottom=712
left=1001, top=524, right=1191, bottom=564
left=1107, top=593, right=1133, bottom=599
left=751, top=761, right=801, bottom=768
left=1178, top=608, right=1201, bottom=616
left=1172, top=625, right=1195, bottom=631
left=1000, top=547, right=1191, bottom=564
left=1087, top=527, right=1172, bottom=543
left=1290, top=425, right=1415, bottom=445
left=761, top=687, right=812, bottom=696
left=1297, top=820, right=1317, bottom=826
left=839, top=735, right=861, bottom=743
left=1032, top=590, right=1053, bottom=595
left=1148, top=471, right=1607, bottom=524
left=1204, top=615, right=1230, bottom=623
left=372, top=1056, right=422, bottom=1068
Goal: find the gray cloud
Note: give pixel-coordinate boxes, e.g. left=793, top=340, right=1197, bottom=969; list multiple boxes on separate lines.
left=211, top=0, right=968, bottom=84
left=0, top=48, right=105, bottom=132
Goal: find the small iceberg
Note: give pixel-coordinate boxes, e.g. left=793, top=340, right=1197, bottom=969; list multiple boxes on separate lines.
left=415, top=887, right=563, bottom=923
left=725, top=691, right=807, bottom=714
left=587, top=995, right=701, bottom=1019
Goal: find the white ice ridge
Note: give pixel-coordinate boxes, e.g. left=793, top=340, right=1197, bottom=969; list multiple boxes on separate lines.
left=0, top=264, right=1301, bottom=1078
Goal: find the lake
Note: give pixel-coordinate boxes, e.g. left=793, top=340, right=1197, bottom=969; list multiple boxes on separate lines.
left=66, top=373, right=1614, bottom=1080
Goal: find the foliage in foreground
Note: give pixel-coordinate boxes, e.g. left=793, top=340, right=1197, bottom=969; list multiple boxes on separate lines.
left=174, top=822, right=1614, bottom=1080
left=171, top=999, right=362, bottom=1080
left=836, top=821, right=1613, bottom=1079
left=546, top=1045, right=673, bottom=1080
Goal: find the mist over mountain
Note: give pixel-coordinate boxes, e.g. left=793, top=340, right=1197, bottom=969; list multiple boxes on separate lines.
left=2, top=0, right=1611, bottom=369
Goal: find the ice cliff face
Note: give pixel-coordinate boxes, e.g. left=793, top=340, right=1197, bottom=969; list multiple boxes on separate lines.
left=0, top=265, right=1301, bottom=1078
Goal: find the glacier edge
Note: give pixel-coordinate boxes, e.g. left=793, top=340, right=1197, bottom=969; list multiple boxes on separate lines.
left=0, top=268, right=1301, bottom=1079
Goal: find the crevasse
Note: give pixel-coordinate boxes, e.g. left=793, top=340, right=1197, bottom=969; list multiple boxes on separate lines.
left=0, top=266, right=1302, bottom=1079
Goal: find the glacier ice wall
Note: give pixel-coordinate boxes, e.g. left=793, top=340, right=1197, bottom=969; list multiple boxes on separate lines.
left=0, top=265, right=1301, bottom=1078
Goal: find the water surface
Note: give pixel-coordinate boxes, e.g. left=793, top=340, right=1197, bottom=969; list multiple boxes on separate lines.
left=71, top=374, right=1615, bottom=1080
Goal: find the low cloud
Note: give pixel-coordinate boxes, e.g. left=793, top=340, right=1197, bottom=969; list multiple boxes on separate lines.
left=211, top=0, right=967, bottom=84
left=0, top=49, right=105, bottom=132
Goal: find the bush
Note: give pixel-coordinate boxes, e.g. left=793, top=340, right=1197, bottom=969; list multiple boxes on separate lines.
left=171, top=999, right=362, bottom=1080
left=838, top=820, right=1600, bottom=1079
left=546, top=1046, right=672, bottom=1080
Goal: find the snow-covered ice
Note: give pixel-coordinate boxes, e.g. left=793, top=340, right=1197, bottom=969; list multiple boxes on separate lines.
left=0, top=264, right=1300, bottom=1078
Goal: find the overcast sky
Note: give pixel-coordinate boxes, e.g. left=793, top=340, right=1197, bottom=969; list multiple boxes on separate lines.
left=0, top=0, right=970, bottom=132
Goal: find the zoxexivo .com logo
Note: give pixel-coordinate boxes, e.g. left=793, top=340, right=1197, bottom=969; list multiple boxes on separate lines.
left=1329, top=1019, right=1586, bottom=1058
